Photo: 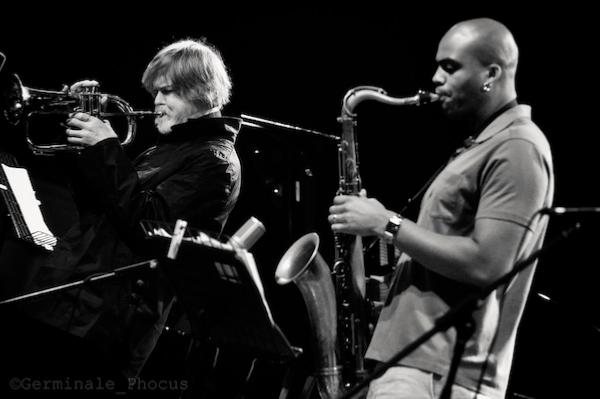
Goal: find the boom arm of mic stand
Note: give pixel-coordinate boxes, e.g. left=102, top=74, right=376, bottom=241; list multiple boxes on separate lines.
left=338, top=222, right=581, bottom=399
left=240, top=113, right=339, bottom=142
left=0, top=259, right=158, bottom=306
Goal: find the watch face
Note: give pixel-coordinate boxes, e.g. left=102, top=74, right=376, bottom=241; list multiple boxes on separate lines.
left=385, top=215, right=402, bottom=243
left=389, top=215, right=402, bottom=226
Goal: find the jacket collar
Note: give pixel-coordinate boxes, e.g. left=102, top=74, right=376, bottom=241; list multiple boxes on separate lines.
left=158, top=113, right=242, bottom=144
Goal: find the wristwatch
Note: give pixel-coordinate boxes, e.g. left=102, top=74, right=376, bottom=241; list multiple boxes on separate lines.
left=383, top=214, right=403, bottom=244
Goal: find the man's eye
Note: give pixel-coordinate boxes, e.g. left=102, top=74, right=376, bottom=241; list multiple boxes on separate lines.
left=441, top=62, right=458, bottom=73
left=154, top=87, right=174, bottom=96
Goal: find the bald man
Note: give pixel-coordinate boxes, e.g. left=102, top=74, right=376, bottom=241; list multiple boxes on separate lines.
left=328, top=18, right=554, bottom=398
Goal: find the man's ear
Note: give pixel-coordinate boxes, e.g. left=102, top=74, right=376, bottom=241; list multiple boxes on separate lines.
left=485, top=64, right=502, bottom=85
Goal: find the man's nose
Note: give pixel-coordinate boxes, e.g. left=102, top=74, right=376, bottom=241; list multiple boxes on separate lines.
left=432, top=67, right=445, bottom=86
left=154, top=92, right=165, bottom=105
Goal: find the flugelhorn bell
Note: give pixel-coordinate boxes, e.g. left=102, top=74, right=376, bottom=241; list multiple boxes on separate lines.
left=1, top=73, right=159, bottom=155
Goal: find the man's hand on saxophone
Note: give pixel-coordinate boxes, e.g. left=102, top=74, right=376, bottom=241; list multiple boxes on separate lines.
left=328, top=189, right=396, bottom=240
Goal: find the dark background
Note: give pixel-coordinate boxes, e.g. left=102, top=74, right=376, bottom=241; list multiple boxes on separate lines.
left=1, top=10, right=599, bottom=398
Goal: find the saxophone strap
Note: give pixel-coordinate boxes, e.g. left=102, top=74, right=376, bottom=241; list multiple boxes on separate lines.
left=367, top=140, right=470, bottom=256
left=400, top=129, right=486, bottom=216
left=400, top=161, right=447, bottom=215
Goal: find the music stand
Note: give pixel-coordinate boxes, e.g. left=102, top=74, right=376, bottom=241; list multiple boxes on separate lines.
left=141, top=220, right=298, bottom=363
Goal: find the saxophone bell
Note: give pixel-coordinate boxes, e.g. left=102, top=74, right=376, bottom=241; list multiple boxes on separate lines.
left=275, top=233, right=344, bottom=399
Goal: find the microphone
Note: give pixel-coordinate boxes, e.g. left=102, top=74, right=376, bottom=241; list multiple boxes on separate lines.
left=540, top=207, right=600, bottom=215
left=230, top=217, right=265, bottom=250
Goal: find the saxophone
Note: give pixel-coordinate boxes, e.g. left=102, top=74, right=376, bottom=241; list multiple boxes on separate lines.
left=275, top=86, right=438, bottom=399
left=335, top=86, right=439, bottom=390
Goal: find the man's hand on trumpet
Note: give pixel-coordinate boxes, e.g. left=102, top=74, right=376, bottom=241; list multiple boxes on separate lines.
left=65, top=111, right=117, bottom=147
left=69, top=79, right=100, bottom=94
left=65, top=80, right=117, bottom=147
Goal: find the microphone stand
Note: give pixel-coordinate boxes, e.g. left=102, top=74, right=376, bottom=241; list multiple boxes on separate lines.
left=240, top=114, right=339, bottom=142
left=438, top=308, right=475, bottom=399
left=338, top=222, right=581, bottom=399
left=0, top=259, right=158, bottom=306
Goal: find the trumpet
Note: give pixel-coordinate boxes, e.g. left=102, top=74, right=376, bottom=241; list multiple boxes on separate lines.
left=1, top=73, right=159, bottom=155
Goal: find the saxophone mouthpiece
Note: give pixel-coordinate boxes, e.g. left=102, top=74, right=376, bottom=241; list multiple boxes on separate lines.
left=417, top=90, right=440, bottom=105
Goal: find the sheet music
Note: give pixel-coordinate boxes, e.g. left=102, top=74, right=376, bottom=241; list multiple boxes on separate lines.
left=1, top=163, right=57, bottom=250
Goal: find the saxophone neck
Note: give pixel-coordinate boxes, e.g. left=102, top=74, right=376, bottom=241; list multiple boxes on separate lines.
left=342, top=86, right=440, bottom=117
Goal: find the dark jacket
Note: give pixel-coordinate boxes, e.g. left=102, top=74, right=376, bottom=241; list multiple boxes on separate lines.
left=82, top=114, right=242, bottom=373
left=80, top=114, right=242, bottom=242
left=7, top=114, right=242, bottom=377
